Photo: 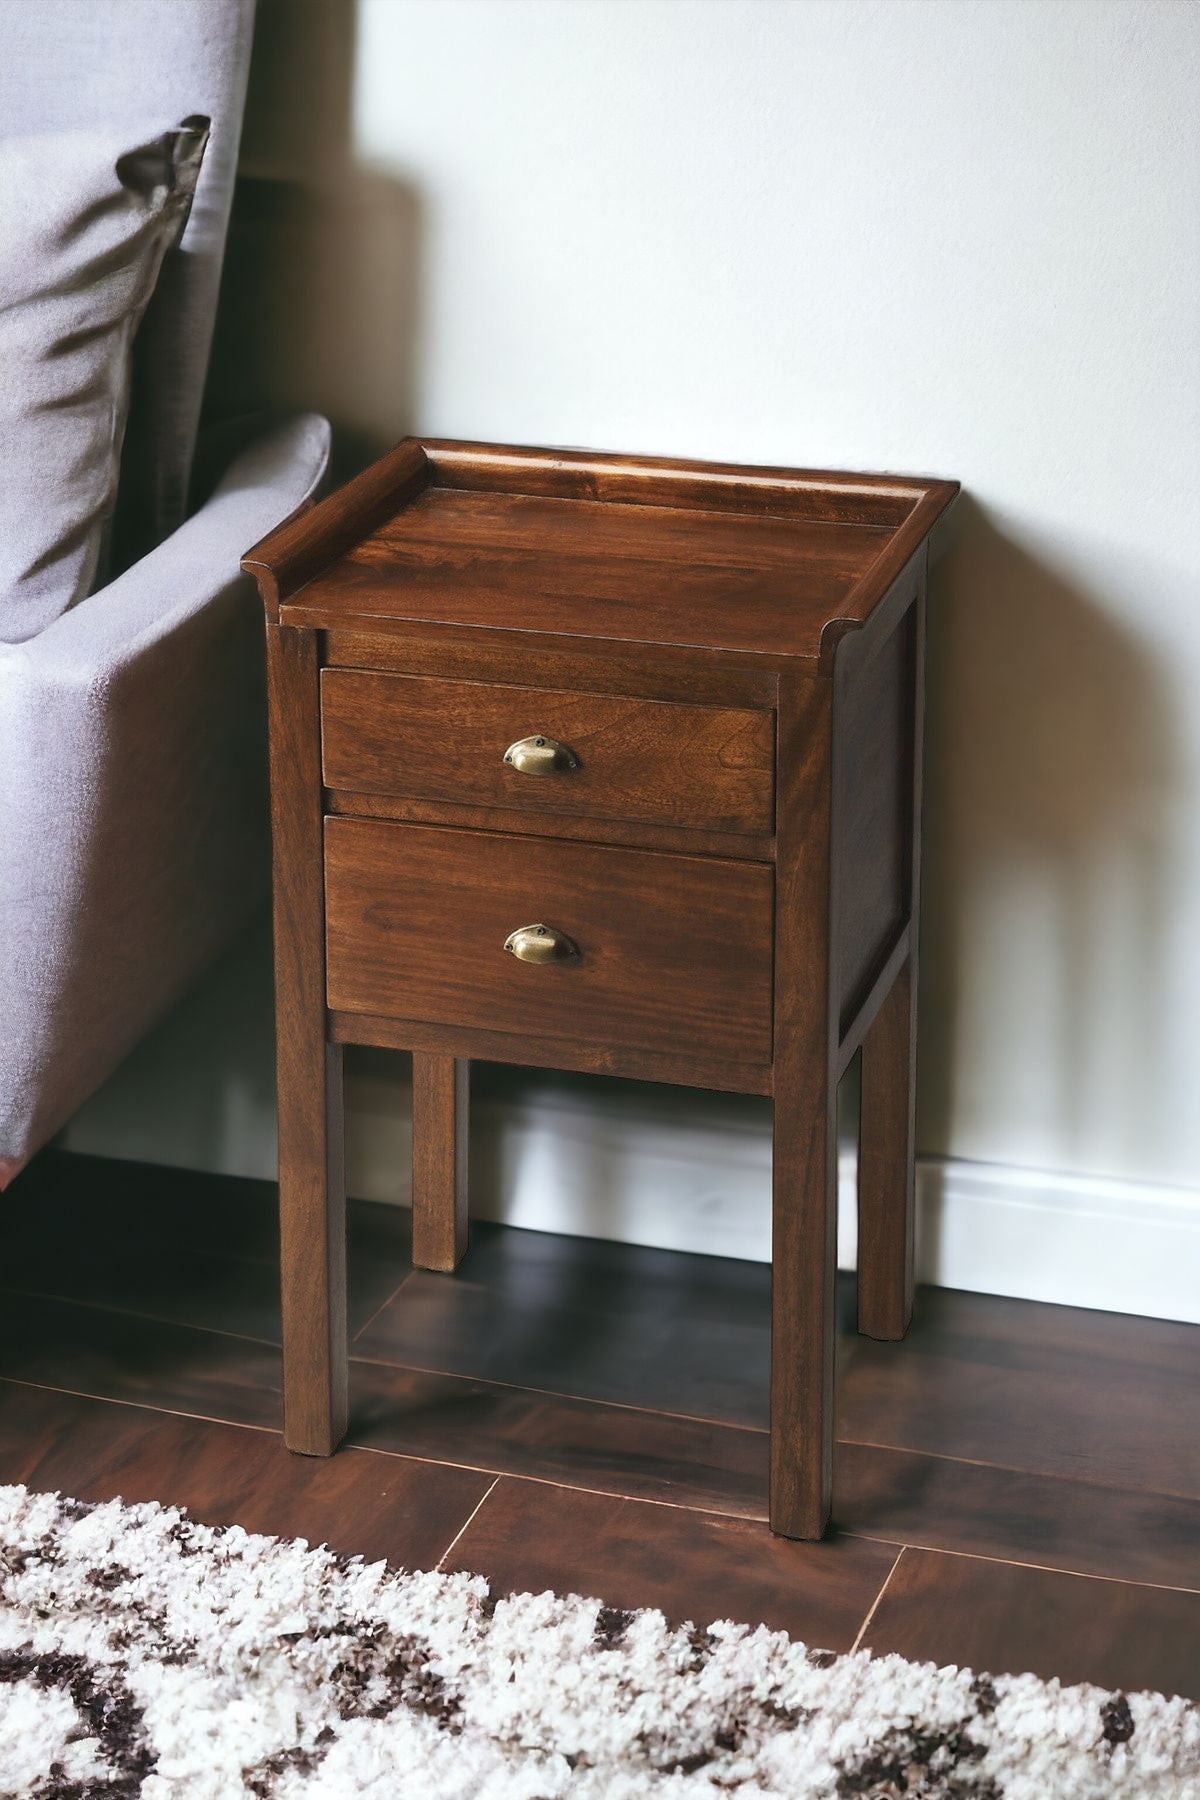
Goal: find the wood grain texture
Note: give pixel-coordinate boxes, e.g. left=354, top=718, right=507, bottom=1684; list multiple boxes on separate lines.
left=849, top=568, right=928, bottom=1346
left=286, top=486, right=887, bottom=657
left=324, top=818, right=775, bottom=1066
left=346, top=1356, right=769, bottom=1517
left=320, top=668, right=775, bottom=834
left=3, top=1184, right=1197, bottom=1591
left=352, top=1220, right=772, bottom=1426
left=0, top=1290, right=282, bottom=1430
left=5, top=1147, right=1199, bottom=1693
left=423, top=438, right=934, bottom=526
left=836, top=924, right=910, bottom=1078
left=770, top=676, right=840, bottom=1539
left=237, top=440, right=958, bottom=1541
left=329, top=1010, right=773, bottom=1097
left=856, top=956, right=918, bottom=1338
left=322, top=630, right=778, bottom=709
left=0, top=1381, right=491, bottom=1574
left=0, top=1284, right=765, bottom=1519
left=273, top=437, right=957, bottom=662
left=0, top=1150, right=410, bottom=1342
left=833, top=599, right=915, bottom=1021
left=442, top=1477, right=900, bottom=1647
left=838, top=1294, right=1200, bottom=1499
left=243, top=438, right=430, bottom=618
left=835, top=1441, right=1200, bottom=1591
left=861, top=1547, right=1200, bottom=1701
left=411, top=1054, right=470, bottom=1272
left=267, top=624, right=348, bottom=1455
left=328, top=788, right=775, bottom=865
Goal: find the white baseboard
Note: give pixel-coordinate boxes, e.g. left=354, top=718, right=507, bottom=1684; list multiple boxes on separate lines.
left=912, top=1156, right=1200, bottom=1322
left=345, top=1064, right=1200, bottom=1324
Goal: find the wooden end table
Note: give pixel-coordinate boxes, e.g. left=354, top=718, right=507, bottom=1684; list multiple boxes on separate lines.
left=243, top=439, right=957, bottom=1540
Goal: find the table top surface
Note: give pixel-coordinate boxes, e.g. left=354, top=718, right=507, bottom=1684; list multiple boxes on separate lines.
left=246, top=439, right=958, bottom=665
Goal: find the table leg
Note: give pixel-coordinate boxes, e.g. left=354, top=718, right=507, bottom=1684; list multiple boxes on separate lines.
left=278, top=1044, right=347, bottom=1454
left=268, top=623, right=348, bottom=1456
left=858, top=575, right=924, bottom=1340
left=411, top=1053, right=470, bottom=1271
left=857, top=954, right=917, bottom=1339
left=770, top=675, right=838, bottom=1540
left=771, top=1059, right=839, bottom=1540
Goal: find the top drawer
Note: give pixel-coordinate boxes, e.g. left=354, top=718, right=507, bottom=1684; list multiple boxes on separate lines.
left=320, top=669, right=775, bottom=835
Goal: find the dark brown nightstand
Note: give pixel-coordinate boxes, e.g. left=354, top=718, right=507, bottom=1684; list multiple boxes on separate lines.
left=243, top=439, right=957, bottom=1540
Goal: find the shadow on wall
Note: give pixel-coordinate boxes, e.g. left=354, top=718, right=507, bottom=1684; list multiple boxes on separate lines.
left=918, top=496, right=1175, bottom=1184
left=204, top=0, right=420, bottom=471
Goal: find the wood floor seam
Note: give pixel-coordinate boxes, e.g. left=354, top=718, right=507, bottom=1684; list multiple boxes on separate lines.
left=841, top=1526, right=1200, bottom=1598
left=0, top=1286, right=283, bottom=1354
left=839, top=1535, right=1200, bottom=1598
left=347, top=1349, right=773, bottom=1433
left=11, top=1376, right=759, bottom=1525
left=838, top=1433, right=1200, bottom=1504
left=0, top=1376, right=282, bottom=1439
left=435, top=1476, right=500, bottom=1573
left=856, top=1544, right=1200, bottom=1700
left=341, top=1452, right=779, bottom=1527
left=349, top=1271, right=419, bottom=1347
left=7, top=1374, right=1187, bottom=1600
left=848, top=1545, right=906, bottom=1654
left=10, top=1308, right=1184, bottom=1509
left=345, top=1362, right=1200, bottom=1505
left=3, top=1151, right=1196, bottom=1703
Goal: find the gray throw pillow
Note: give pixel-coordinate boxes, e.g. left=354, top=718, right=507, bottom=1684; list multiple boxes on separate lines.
left=0, top=121, right=208, bottom=644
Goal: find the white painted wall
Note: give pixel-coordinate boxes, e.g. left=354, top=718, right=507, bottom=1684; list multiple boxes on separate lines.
left=67, top=0, right=1200, bottom=1315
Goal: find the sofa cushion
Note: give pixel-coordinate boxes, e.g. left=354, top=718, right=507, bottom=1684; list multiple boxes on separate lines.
left=0, top=122, right=208, bottom=644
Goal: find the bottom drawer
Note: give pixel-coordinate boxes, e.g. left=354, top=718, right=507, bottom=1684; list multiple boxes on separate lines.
left=324, top=818, right=773, bottom=1065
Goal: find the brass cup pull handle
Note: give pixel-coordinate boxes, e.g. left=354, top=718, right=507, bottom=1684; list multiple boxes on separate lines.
left=504, top=923, right=579, bottom=965
left=503, top=734, right=579, bottom=775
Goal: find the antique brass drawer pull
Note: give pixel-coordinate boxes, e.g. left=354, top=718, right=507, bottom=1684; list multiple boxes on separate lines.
left=503, top=923, right=579, bottom=965
left=503, top=734, right=579, bottom=775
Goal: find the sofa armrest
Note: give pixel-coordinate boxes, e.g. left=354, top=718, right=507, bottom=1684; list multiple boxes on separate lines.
left=19, top=414, right=331, bottom=676
left=0, top=413, right=331, bottom=1179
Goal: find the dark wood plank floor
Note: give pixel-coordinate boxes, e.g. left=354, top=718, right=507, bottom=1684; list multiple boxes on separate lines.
left=2, top=1149, right=1197, bottom=1699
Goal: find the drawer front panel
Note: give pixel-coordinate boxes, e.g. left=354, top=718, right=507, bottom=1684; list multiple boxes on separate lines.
left=325, top=819, right=774, bottom=1065
left=321, top=669, right=775, bottom=834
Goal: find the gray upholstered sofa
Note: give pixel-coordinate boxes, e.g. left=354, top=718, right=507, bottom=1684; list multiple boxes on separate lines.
left=0, top=0, right=330, bottom=1183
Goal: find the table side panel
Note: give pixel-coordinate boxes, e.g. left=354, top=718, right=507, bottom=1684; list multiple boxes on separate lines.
left=834, top=596, right=918, bottom=1034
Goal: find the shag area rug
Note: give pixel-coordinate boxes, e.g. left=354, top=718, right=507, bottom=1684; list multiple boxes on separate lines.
left=0, top=1485, right=1195, bottom=1799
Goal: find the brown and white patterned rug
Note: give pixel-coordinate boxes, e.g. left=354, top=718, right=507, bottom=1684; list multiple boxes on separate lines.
left=0, top=1483, right=1195, bottom=1798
